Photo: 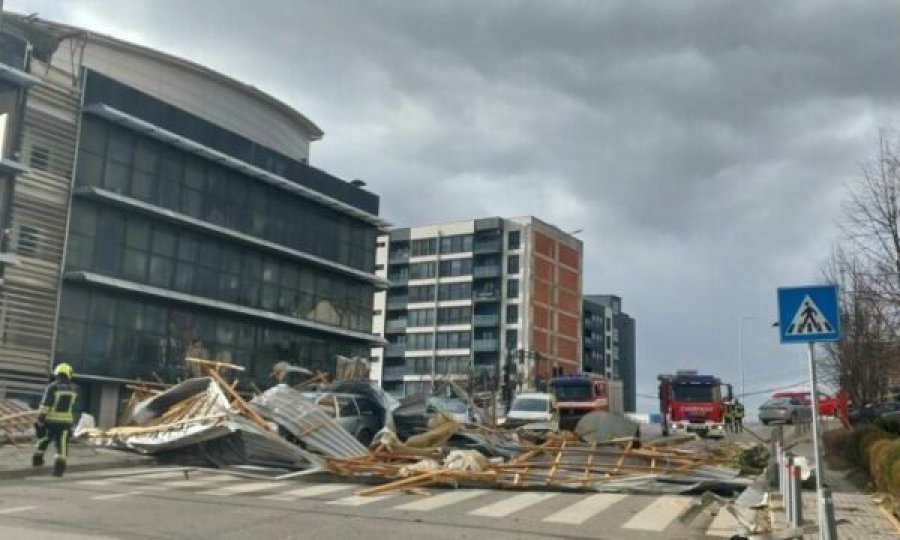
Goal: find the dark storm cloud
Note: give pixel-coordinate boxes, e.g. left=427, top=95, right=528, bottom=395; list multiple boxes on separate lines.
left=10, top=0, right=900, bottom=410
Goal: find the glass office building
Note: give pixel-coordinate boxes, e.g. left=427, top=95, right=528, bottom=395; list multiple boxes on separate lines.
left=0, top=14, right=386, bottom=423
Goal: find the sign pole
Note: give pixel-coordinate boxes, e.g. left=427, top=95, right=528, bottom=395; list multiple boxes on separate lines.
left=807, top=342, right=837, bottom=540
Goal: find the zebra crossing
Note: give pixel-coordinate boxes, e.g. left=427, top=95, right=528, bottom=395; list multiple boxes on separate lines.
left=56, top=469, right=742, bottom=537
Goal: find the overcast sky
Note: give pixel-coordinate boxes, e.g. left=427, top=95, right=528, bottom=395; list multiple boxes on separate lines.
left=9, top=0, right=900, bottom=412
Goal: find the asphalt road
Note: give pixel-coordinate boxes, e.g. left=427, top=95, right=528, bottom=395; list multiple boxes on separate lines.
left=0, top=425, right=777, bottom=539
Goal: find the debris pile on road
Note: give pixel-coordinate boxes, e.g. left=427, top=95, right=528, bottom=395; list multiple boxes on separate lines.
left=76, top=360, right=765, bottom=496
left=79, top=360, right=324, bottom=472
left=0, top=397, right=38, bottom=445
left=326, top=430, right=753, bottom=496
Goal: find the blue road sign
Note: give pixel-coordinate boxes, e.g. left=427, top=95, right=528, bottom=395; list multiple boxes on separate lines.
left=777, top=285, right=841, bottom=343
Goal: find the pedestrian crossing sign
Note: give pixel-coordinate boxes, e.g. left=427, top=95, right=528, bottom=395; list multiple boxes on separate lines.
left=777, top=285, right=841, bottom=343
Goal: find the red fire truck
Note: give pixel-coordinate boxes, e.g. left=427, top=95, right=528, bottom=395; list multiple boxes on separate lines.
left=658, top=370, right=733, bottom=438
left=550, top=373, right=623, bottom=430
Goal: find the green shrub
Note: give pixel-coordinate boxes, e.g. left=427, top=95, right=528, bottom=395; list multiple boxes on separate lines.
left=875, top=440, right=900, bottom=493
left=853, top=425, right=893, bottom=469
left=869, top=439, right=897, bottom=490
left=876, top=417, right=900, bottom=436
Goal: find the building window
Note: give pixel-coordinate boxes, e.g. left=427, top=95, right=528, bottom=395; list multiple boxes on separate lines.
left=437, top=306, right=471, bottom=325
left=436, top=330, right=471, bottom=349
left=505, top=329, right=518, bottom=349
left=507, top=255, right=519, bottom=274
left=408, top=261, right=436, bottom=279
left=409, top=284, right=436, bottom=302
left=507, top=279, right=519, bottom=298
left=17, top=225, right=41, bottom=256
left=506, top=304, right=518, bottom=324
left=29, top=144, right=50, bottom=172
left=438, top=281, right=472, bottom=301
left=439, top=258, right=472, bottom=277
left=508, top=230, right=520, bottom=250
left=411, top=238, right=437, bottom=256
left=439, top=234, right=473, bottom=254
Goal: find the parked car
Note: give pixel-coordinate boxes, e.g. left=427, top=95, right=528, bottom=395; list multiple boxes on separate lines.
left=759, top=396, right=813, bottom=425
left=426, top=396, right=483, bottom=424
left=772, top=390, right=838, bottom=417
left=847, top=401, right=900, bottom=425
left=500, top=393, right=559, bottom=431
left=303, top=392, right=381, bottom=445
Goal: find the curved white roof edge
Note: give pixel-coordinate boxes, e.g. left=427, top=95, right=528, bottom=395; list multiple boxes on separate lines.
left=5, top=12, right=324, bottom=140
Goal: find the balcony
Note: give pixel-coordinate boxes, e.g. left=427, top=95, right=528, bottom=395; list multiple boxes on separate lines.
left=384, top=343, right=406, bottom=356
left=472, top=265, right=501, bottom=278
left=388, top=274, right=409, bottom=286
left=388, top=251, right=410, bottom=264
left=473, top=338, right=499, bottom=351
left=473, top=239, right=501, bottom=253
left=386, top=297, right=409, bottom=309
left=385, top=319, right=407, bottom=332
left=473, top=314, right=499, bottom=326
left=382, top=366, right=408, bottom=379
left=472, top=289, right=499, bottom=302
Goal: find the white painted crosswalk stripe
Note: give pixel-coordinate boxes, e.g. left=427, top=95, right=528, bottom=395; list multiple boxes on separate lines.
left=78, top=471, right=186, bottom=487
left=199, top=481, right=281, bottom=496
left=0, top=506, right=36, bottom=515
left=393, top=490, right=487, bottom=512
left=328, top=493, right=395, bottom=507
left=159, top=475, right=236, bottom=489
left=469, top=492, right=556, bottom=518
left=542, top=493, right=627, bottom=525
left=90, top=491, right=142, bottom=501
left=621, top=495, right=694, bottom=531
left=261, top=483, right=354, bottom=501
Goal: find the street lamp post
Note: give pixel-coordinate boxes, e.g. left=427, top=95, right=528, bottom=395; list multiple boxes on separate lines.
left=738, top=316, right=755, bottom=399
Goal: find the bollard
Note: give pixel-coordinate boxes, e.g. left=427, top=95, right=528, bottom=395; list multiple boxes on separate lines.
left=775, top=442, right=784, bottom=493
left=785, top=453, right=795, bottom=524
left=792, top=462, right=803, bottom=527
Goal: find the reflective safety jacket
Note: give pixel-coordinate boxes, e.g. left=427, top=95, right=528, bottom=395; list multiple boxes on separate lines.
left=724, top=404, right=735, bottom=419
left=39, top=377, right=81, bottom=425
left=734, top=403, right=745, bottom=418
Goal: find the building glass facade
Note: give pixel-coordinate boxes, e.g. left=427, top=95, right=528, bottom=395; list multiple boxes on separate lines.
left=56, top=71, right=381, bottom=393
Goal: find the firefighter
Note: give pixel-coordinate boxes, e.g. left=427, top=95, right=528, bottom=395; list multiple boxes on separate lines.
left=724, top=400, right=736, bottom=433
left=33, top=363, right=81, bottom=477
left=734, top=399, right=745, bottom=433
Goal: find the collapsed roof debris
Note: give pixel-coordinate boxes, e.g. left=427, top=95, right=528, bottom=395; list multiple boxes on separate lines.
left=74, top=360, right=765, bottom=497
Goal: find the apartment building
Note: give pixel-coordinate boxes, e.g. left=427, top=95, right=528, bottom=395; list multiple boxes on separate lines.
left=372, top=217, right=582, bottom=397
left=583, top=294, right=636, bottom=412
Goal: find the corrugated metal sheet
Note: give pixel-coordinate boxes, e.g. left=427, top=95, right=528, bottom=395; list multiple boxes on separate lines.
left=250, top=384, right=368, bottom=459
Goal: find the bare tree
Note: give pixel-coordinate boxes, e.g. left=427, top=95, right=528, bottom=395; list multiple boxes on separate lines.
left=844, top=131, right=900, bottom=304
left=823, top=134, right=900, bottom=405
left=821, top=245, right=896, bottom=405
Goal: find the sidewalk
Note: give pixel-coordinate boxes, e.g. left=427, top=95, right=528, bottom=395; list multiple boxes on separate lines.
left=772, top=435, right=900, bottom=539
left=0, top=441, right=155, bottom=480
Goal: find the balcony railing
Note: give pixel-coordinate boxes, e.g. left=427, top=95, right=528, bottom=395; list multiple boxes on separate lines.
left=388, top=251, right=410, bottom=263
left=473, top=239, right=501, bottom=253
left=382, top=366, right=408, bottom=378
left=472, top=265, right=501, bottom=278
left=386, top=297, right=409, bottom=309
left=385, top=319, right=407, bottom=332
left=384, top=343, right=406, bottom=356
left=473, top=314, right=500, bottom=326
left=473, top=338, right=499, bottom=351
left=472, top=290, right=499, bottom=301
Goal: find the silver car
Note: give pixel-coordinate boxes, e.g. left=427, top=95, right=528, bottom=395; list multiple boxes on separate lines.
left=759, top=396, right=812, bottom=425
left=304, top=392, right=381, bottom=445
